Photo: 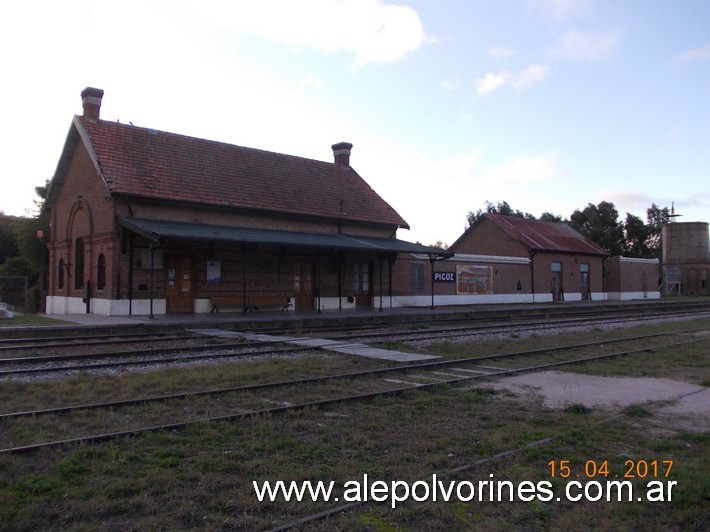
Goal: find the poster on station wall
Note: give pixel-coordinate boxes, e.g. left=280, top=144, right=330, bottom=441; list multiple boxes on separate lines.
left=457, top=264, right=492, bottom=295
left=206, top=260, right=221, bottom=283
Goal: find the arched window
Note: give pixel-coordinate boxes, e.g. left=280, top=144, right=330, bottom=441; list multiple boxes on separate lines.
left=74, top=237, right=85, bottom=289
left=97, top=253, right=106, bottom=290
left=58, top=259, right=65, bottom=290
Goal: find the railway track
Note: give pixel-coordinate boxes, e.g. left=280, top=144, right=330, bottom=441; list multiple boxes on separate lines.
left=1, top=301, right=708, bottom=379
left=1, top=328, right=706, bottom=454
left=0, top=331, right=199, bottom=351
left=248, top=300, right=710, bottom=335
left=0, top=340, right=310, bottom=377
left=328, top=306, right=710, bottom=344
left=1, top=304, right=707, bottom=530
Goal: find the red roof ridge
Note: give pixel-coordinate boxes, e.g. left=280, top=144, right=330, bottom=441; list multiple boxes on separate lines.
left=485, top=213, right=608, bottom=255
left=70, top=115, right=409, bottom=230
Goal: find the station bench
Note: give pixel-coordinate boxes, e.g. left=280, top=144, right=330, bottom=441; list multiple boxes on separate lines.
left=210, top=295, right=291, bottom=313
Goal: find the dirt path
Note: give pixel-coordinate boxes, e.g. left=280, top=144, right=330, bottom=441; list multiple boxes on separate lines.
left=485, top=371, right=709, bottom=433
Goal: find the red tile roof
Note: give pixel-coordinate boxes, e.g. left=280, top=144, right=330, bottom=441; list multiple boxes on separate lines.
left=456, top=213, right=608, bottom=255
left=72, top=116, right=409, bottom=229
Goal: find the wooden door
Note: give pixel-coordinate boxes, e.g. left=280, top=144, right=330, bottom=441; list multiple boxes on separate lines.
left=165, top=254, right=194, bottom=313
left=293, top=261, right=313, bottom=310
left=580, top=271, right=590, bottom=300
left=353, top=262, right=372, bottom=308
left=551, top=261, right=563, bottom=302
left=551, top=272, right=562, bottom=301
left=579, top=263, right=590, bottom=300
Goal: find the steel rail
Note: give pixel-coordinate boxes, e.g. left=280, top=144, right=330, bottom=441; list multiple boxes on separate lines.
left=173, top=301, right=708, bottom=339
left=0, top=344, right=308, bottom=377
left=2, top=306, right=702, bottom=367
left=2, top=303, right=706, bottom=359
left=0, top=333, right=201, bottom=351
left=330, top=308, right=710, bottom=342
left=0, top=328, right=699, bottom=419
left=0, top=304, right=708, bottom=377
left=0, top=329, right=186, bottom=344
left=1, top=335, right=706, bottom=454
left=0, top=336, right=296, bottom=365
left=273, top=300, right=710, bottom=329
left=1, top=306, right=707, bottom=376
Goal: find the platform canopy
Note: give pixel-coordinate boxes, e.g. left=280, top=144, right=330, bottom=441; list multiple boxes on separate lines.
left=117, top=217, right=452, bottom=257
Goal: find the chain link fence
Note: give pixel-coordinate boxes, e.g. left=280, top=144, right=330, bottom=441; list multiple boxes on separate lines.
left=0, top=276, right=28, bottom=314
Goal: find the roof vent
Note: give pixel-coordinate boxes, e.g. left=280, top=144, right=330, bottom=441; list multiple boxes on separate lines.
left=331, top=142, right=353, bottom=167
left=81, top=87, right=104, bottom=120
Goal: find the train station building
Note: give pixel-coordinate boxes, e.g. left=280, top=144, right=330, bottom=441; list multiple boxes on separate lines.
left=43, top=88, right=449, bottom=316
left=43, top=88, right=662, bottom=316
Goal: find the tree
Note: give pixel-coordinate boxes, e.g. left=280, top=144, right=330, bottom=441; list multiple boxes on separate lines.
left=428, top=240, right=449, bottom=250
left=0, top=181, right=50, bottom=312
left=569, top=201, right=624, bottom=256
left=467, top=200, right=536, bottom=226
left=0, top=256, right=33, bottom=277
left=540, top=212, right=564, bottom=222
left=623, top=213, right=649, bottom=258
left=0, top=213, right=20, bottom=263
left=462, top=200, right=669, bottom=259
left=645, top=203, right=671, bottom=258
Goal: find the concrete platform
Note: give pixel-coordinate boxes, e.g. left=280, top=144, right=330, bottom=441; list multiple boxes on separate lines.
left=188, top=328, right=438, bottom=362
left=4, top=299, right=697, bottom=335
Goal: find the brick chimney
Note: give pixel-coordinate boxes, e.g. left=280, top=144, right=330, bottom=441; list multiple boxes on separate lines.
left=81, top=87, right=104, bottom=120
left=331, top=142, right=353, bottom=167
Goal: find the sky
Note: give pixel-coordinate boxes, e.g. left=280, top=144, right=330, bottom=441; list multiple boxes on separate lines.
left=1, top=0, right=708, bottom=246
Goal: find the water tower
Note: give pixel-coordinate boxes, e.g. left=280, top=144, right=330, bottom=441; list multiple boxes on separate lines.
left=662, top=218, right=710, bottom=295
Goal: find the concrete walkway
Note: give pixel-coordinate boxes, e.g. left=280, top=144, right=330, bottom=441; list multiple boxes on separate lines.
left=187, top=328, right=438, bottom=362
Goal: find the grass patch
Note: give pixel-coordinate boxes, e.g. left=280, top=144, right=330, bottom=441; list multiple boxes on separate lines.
left=624, top=404, right=653, bottom=418
left=0, top=352, right=389, bottom=414
left=564, top=403, right=593, bottom=415
left=0, top=315, right=707, bottom=529
left=4, top=380, right=704, bottom=530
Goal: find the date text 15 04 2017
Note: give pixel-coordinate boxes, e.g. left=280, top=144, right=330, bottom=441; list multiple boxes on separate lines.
left=548, top=459, right=673, bottom=479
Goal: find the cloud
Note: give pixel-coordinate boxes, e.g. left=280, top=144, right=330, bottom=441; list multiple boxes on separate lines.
left=526, top=0, right=591, bottom=20
left=488, top=46, right=516, bottom=59
left=436, top=151, right=483, bottom=177
left=513, top=64, right=551, bottom=89
left=352, top=145, right=485, bottom=245
left=296, top=74, right=324, bottom=97
left=672, top=44, right=710, bottom=64
left=476, top=65, right=550, bottom=94
left=476, top=71, right=512, bottom=94
left=592, top=189, right=710, bottom=220
left=191, top=0, right=429, bottom=67
left=479, top=153, right=559, bottom=185
left=595, top=189, right=655, bottom=212
left=549, top=29, right=620, bottom=61
left=440, top=77, right=460, bottom=92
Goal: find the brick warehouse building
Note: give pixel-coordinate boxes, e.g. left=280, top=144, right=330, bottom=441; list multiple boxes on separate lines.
left=44, top=88, right=449, bottom=315
left=385, top=213, right=618, bottom=307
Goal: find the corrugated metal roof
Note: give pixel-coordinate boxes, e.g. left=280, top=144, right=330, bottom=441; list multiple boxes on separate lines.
left=485, top=213, right=608, bottom=255
left=117, top=217, right=451, bottom=256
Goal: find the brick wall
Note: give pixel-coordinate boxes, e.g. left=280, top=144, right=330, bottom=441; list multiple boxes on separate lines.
left=605, top=256, right=661, bottom=294
left=48, top=140, right=118, bottom=301
left=532, top=252, right=605, bottom=299
left=451, top=218, right=529, bottom=257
